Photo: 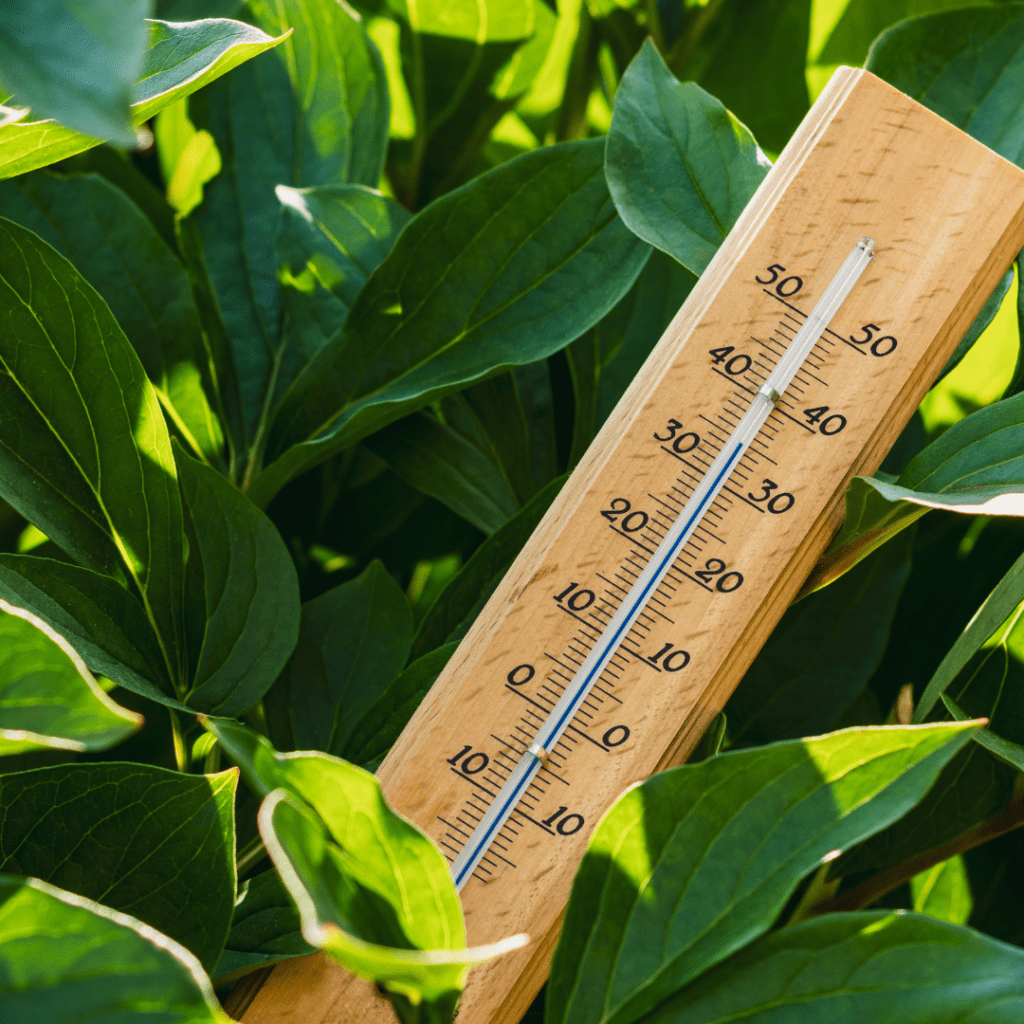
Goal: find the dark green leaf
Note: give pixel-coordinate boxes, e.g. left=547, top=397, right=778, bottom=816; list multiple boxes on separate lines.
left=276, top=183, right=410, bottom=372
left=410, top=474, right=566, bottom=659
left=364, top=411, right=521, bottom=534
left=213, top=867, right=313, bottom=986
left=0, top=170, right=225, bottom=464
left=0, top=598, right=142, bottom=756
left=255, top=140, right=650, bottom=506
left=804, top=391, right=1024, bottom=595
left=0, top=217, right=183, bottom=688
left=698, top=0, right=810, bottom=154
left=0, top=875, right=228, bottom=1023
left=727, top=530, right=912, bottom=745
left=344, top=642, right=457, bottom=769
left=176, top=444, right=300, bottom=717
left=640, top=911, right=1024, bottom=1024
left=286, top=560, right=412, bottom=757
left=547, top=722, right=977, bottom=1024
left=867, top=5, right=1024, bottom=169
left=965, top=826, right=1024, bottom=945
left=607, top=40, right=769, bottom=276
left=0, top=554, right=179, bottom=709
left=0, top=18, right=288, bottom=179
left=0, top=762, right=237, bottom=973
left=0, top=0, right=149, bottom=145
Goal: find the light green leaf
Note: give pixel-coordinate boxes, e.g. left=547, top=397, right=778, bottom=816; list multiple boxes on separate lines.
left=254, top=139, right=650, bottom=506
left=0, top=170, right=226, bottom=465
left=276, top=183, right=411, bottom=372
left=176, top=444, right=300, bottom=717
left=365, top=411, right=521, bottom=534
left=410, top=474, right=565, bottom=659
left=867, top=4, right=1024, bottom=169
left=0, top=597, right=141, bottom=756
left=0, top=763, right=237, bottom=973
left=0, top=554, right=180, bottom=709
left=0, top=875, right=229, bottom=1023
left=260, top=789, right=526, bottom=1023
left=804, top=391, right=1024, bottom=595
left=547, top=722, right=978, bottom=1024
left=606, top=40, right=770, bottom=277
left=637, top=911, right=1024, bottom=1024
left=0, top=0, right=150, bottom=146
left=0, top=217, right=184, bottom=689
left=285, top=560, right=412, bottom=757
left=213, top=867, right=314, bottom=986
left=911, top=855, right=973, bottom=925
left=0, top=18, right=288, bottom=179
left=155, top=98, right=222, bottom=215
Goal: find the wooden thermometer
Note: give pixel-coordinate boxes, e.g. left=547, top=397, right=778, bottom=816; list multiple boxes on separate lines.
left=229, top=67, right=1024, bottom=1023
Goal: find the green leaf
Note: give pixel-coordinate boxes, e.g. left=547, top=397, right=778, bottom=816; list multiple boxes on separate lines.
left=189, top=4, right=388, bottom=445
left=212, top=867, right=314, bottom=986
left=249, top=0, right=390, bottom=187
left=285, top=560, right=412, bottom=757
left=343, top=641, right=457, bottom=769
left=911, top=855, right=973, bottom=925
left=154, top=98, right=222, bottom=215
left=727, top=530, right=912, bottom=745
left=637, top=911, right=1024, bottom=1024
left=0, top=0, right=150, bottom=146
left=0, top=217, right=184, bottom=687
left=0, top=18, right=288, bottom=179
left=867, top=4, right=1024, bottom=169
left=410, top=474, right=566, bottom=659
left=0, top=597, right=141, bottom=756
left=260, top=790, right=525, bottom=1023
left=606, top=40, right=770, bottom=277
left=254, top=139, right=650, bottom=506
left=176, top=444, right=300, bottom=717
left=0, top=554, right=181, bottom=709
left=804, top=391, right=1024, bottom=595
left=0, top=875, right=228, bottom=1023
left=276, top=183, right=411, bottom=374
left=698, top=0, right=810, bottom=155
left=547, top=722, right=978, bottom=1024
left=364, top=411, right=521, bottom=534
left=0, top=763, right=237, bottom=973
left=938, top=264, right=1014, bottom=383
left=0, top=170, right=226, bottom=465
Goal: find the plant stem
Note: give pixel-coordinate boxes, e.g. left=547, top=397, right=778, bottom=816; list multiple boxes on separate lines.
left=667, top=0, right=727, bottom=76
left=556, top=5, right=599, bottom=142
left=170, top=709, right=190, bottom=773
left=810, top=797, right=1024, bottom=916
left=236, top=836, right=267, bottom=875
left=644, top=0, right=666, bottom=53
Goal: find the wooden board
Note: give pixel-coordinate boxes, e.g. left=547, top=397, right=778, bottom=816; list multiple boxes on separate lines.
left=228, top=66, right=1024, bottom=1024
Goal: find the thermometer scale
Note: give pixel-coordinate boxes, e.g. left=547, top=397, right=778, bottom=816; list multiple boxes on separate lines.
left=231, top=68, right=1024, bottom=1024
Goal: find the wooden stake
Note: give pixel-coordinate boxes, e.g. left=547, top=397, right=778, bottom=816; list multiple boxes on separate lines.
left=227, top=67, right=1024, bottom=1024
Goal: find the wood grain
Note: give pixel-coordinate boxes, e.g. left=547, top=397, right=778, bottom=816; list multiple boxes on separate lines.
left=231, top=66, right=1024, bottom=1024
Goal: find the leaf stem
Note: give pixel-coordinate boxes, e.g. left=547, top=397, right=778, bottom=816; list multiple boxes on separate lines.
left=170, top=709, right=190, bottom=773
left=236, top=836, right=268, bottom=875
left=810, top=795, right=1024, bottom=916
left=667, top=0, right=727, bottom=76
left=241, top=345, right=285, bottom=493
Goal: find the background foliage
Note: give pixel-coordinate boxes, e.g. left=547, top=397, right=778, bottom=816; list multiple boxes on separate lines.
left=0, top=0, right=1023, bottom=1021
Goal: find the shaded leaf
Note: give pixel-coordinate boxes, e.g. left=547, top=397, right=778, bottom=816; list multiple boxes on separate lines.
left=0, top=0, right=149, bottom=145
left=804, top=391, right=1024, bottom=595
left=727, top=530, right=912, bottom=746
left=176, top=444, right=300, bottom=716
left=0, top=217, right=183, bottom=687
left=255, top=139, right=650, bottom=506
left=547, top=722, right=978, bottom=1024
left=344, top=642, right=457, bottom=769
left=911, top=855, right=973, bottom=925
left=0, top=18, right=288, bottom=179
left=606, top=40, right=769, bottom=276
left=0, top=169, right=225, bottom=464
left=410, top=474, right=566, bottom=659
left=286, top=560, right=412, bottom=757
left=0, top=762, right=237, bottom=973
left=365, top=411, right=521, bottom=534
left=640, top=911, right=1024, bottom=1024
left=0, top=875, right=228, bottom=1023
left=0, top=597, right=141, bottom=756
left=213, top=867, right=313, bottom=986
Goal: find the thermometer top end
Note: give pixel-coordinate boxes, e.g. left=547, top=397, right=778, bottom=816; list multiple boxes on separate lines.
left=857, top=236, right=877, bottom=257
